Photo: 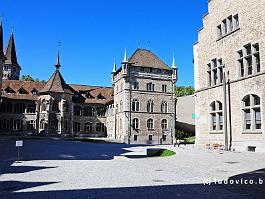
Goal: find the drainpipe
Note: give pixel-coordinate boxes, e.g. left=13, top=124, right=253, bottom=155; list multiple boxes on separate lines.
left=223, top=71, right=228, bottom=151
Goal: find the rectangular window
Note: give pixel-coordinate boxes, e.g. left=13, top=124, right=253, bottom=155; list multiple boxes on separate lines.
left=146, top=83, right=155, bottom=91
left=212, top=114, right=217, bottom=130
left=219, top=113, right=223, bottom=130
left=246, top=56, right=252, bottom=75
left=227, top=16, right=233, bottom=32
left=162, top=135, right=167, bottom=141
left=148, top=135, right=153, bottom=141
left=162, top=85, right=167, bottom=93
left=134, top=135, right=138, bottom=141
left=255, top=109, right=261, bottom=129
left=233, top=14, right=239, bottom=29
left=217, top=25, right=222, bottom=38
left=245, top=110, right=251, bottom=130
left=222, top=19, right=227, bottom=35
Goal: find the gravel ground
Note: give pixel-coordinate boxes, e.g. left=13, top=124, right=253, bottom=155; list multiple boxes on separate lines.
left=0, top=139, right=264, bottom=199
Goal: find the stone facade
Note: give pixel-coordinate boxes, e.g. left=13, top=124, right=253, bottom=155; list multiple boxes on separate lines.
left=0, top=25, right=177, bottom=145
left=110, top=49, right=177, bottom=144
left=194, top=0, right=265, bottom=152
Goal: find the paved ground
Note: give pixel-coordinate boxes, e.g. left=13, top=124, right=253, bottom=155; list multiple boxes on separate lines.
left=0, top=139, right=265, bottom=199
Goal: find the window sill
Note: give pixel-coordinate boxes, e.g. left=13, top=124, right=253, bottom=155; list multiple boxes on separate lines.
left=216, top=28, right=240, bottom=41
left=209, top=131, right=223, bottom=134
left=242, top=131, right=262, bottom=134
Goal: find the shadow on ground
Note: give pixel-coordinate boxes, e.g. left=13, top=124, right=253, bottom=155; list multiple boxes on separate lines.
left=0, top=168, right=264, bottom=199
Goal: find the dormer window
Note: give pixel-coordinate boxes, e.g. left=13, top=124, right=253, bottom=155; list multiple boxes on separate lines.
left=18, top=87, right=29, bottom=94
left=31, top=88, right=38, bottom=95
left=5, top=86, right=15, bottom=94
left=97, top=93, right=106, bottom=100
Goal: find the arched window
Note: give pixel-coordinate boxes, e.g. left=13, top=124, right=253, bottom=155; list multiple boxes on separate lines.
left=147, top=119, right=154, bottom=130
left=161, top=101, right=168, bottom=113
left=96, top=122, right=105, bottom=132
left=74, top=105, right=82, bottom=116
left=41, top=100, right=47, bottom=112
left=27, top=103, right=36, bottom=113
left=0, top=119, right=11, bottom=129
left=147, top=100, right=154, bottom=112
left=73, top=122, right=81, bottom=132
left=14, top=103, right=26, bottom=113
left=84, top=122, right=93, bottom=132
left=242, top=94, right=261, bottom=130
left=97, top=107, right=106, bottom=117
left=161, top=119, right=168, bottom=130
left=40, top=119, right=45, bottom=129
left=84, top=106, right=94, bottom=116
left=210, top=101, right=223, bottom=131
left=51, top=119, right=58, bottom=131
left=132, top=118, right=139, bottom=129
left=13, top=120, right=23, bottom=130
left=132, top=99, right=140, bottom=112
left=0, top=102, right=12, bottom=112
left=52, top=100, right=60, bottom=112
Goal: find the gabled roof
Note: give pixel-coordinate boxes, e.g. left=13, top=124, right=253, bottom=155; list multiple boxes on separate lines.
left=128, top=48, right=170, bottom=70
left=2, top=80, right=45, bottom=100
left=39, top=70, right=74, bottom=95
left=4, top=33, right=20, bottom=68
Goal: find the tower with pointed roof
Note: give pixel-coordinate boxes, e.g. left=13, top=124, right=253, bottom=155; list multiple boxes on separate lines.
left=2, top=31, right=21, bottom=80
left=110, top=48, right=177, bottom=144
left=0, top=16, right=4, bottom=95
left=37, top=51, right=74, bottom=135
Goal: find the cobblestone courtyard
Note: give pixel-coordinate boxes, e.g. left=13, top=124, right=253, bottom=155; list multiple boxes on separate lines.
left=0, top=139, right=265, bottom=199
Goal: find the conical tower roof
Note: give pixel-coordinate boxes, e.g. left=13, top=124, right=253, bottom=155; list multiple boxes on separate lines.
left=40, top=70, right=74, bottom=95
left=4, top=32, right=20, bottom=68
left=40, top=52, right=74, bottom=95
left=0, top=18, right=3, bottom=60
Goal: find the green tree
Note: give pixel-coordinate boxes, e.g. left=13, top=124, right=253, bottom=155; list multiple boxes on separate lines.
left=21, top=75, right=34, bottom=81
left=175, top=86, right=194, bottom=97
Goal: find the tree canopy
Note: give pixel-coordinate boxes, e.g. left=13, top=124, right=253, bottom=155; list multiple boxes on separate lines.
left=21, top=75, right=46, bottom=83
left=176, top=86, right=194, bottom=97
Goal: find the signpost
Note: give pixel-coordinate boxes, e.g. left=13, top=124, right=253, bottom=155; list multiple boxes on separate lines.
left=16, top=140, right=23, bottom=163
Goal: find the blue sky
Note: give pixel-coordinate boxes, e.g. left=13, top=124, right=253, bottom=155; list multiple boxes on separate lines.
left=1, top=0, right=208, bottom=87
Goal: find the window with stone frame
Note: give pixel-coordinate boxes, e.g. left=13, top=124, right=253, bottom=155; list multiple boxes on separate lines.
left=217, top=14, right=239, bottom=39
left=161, top=101, right=168, bottom=113
left=238, top=43, right=261, bottom=77
left=133, top=135, right=138, bottom=141
left=132, top=99, right=140, bottom=112
left=52, top=100, right=60, bottom=112
left=97, top=107, right=106, bottom=117
left=0, top=102, right=12, bottom=113
left=161, top=119, right=168, bottom=130
left=14, top=103, right=26, bottom=113
left=147, top=119, right=154, bottom=130
left=27, top=103, right=36, bottom=113
left=147, top=100, right=154, bottom=112
left=207, top=59, right=224, bottom=87
left=13, top=120, right=23, bottom=130
left=133, top=81, right=139, bottom=90
left=242, top=94, right=261, bottom=131
left=40, top=119, right=45, bottom=129
left=210, top=101, right=223, bottom=132
left=146, top=82, right=155, bottom=91
left=132, top=118, right=139, bottom=129
left=162, top=85, right=167, bottom=93
left=27, top=120, right=35, bottom=130
left=96, top=122, right=105, bottom=132
left=0, top=119, right=11, bottom=129
left=84, top=106, right=94, bottom=116
left=84, top=122, right=93, bottom=132
left=74, top=105, right=82, bottom=116
left=73, top=122, right=81, bottom=132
